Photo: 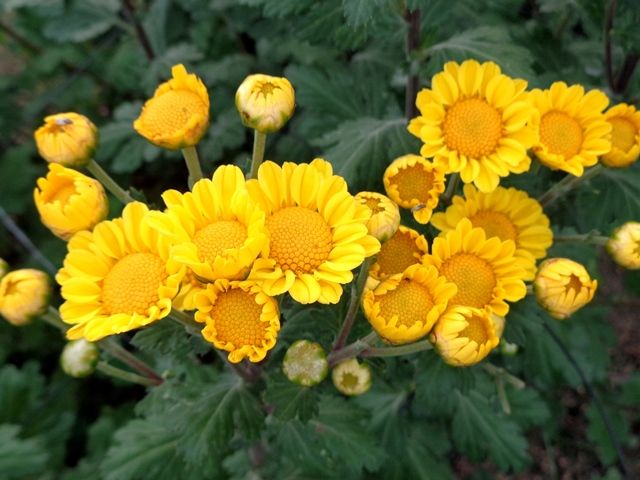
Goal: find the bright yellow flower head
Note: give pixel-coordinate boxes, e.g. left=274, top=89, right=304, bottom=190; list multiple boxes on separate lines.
left=195, top=279, right=280, bottom=364
left=332, top=358, right=372, bottom=396
left=530, top=81, right=611, bottom=176
left=34, top=164, right=109, bottom=241
left=383, top=154, right=446, bottom=224
left=601, top=103, right=640, bottom=168
left=235, top=74, right=295, bottom=133
left=0, top=269, right=50, bottom=326
left=369, top=225, right=429, bottom=280
left=431, top=184, right=553, bottom=280
left=134, top=64, right=210, bottom=149
left=362, top=264, right=456, bottom=344
left=56, top=202, right=184, bottom=341
left=607, top=222, right=640, bottom=269
left=423, top=218, right=527, bottom=317
left=430, top=306, right=500, bottom=367
left=408, top=59, right=538, bottom=192
left=534, top=258, right=597, bottom=320
left=34, top=112, right=97, bottom=167
left=246, top=159, right=380, bottom=304
left=354, top=191, right=400, bottom=242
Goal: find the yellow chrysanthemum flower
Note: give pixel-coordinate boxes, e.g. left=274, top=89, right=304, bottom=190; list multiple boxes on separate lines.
left=33, top=164, right=109, bottom=240
left=430, top=306, right=500, bottom=367
left=246, top=159, right=380, bottom=304
left=530, top=81, right=611, bottom=176
left=147, top=165, right=268, bottom=290
left=57, top=202, right=184, bottom=341
left=408, top=59, right=538, bottom=192
left=534, top=258, right=598, bottom=320
left=235, top=74, right=295, bottom=133
left=0, top=269, right=50, bottom=326
left=430, top=184, right=553, bottom=280
left=34, top=112, right=97, bottom=167
left=369, top=225, right=429, bottom=280
left=607, top=222, right=640, bottom=269
left=134, top=64, right=210, bottom=149
left=362, top=264, right=456, bottom=344
left=195, top=279, right=280, bottom=363
left=332, top=358, right=372, bottom=396
left=354, top=191, right=400, bottom=242
left=601, top=103, right=640, bottom=168
left=383, top=154, right=446, bottom=224
left=423, top=218, right=527, bottom=317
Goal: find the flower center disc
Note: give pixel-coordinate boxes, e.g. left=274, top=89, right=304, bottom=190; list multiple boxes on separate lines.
left=376, top=231, right=423, bottom=277
left=265, top=206, right=332, bottom=275
left=379, top=280, right=434, bottom=328
left=211, top=289, right=266, bottom=347
left=101, top=253, right=166, bottom=315
left=539, top=111, right=583, bottom=158
left=193, top=221, right=248, bottom=264
left=439, top=253, right=496, bottom=308
left=443, top=98, right=502, bottom=158
left=143, top=90, right=206, bottom=136
left=459, top=312, right=490, bottom=345
left=610, top=117, right=637, bottom=153
left=391, top=165, right=433, bottom=204
left=469, top=210, right=518, bottom=242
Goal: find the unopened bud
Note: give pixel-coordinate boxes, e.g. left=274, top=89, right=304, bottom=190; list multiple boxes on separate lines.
left=61, top=339, right=99, bottom=378
left=332, top=358, right=372, bottom=396
left=282, top=340, right=328, bottom=387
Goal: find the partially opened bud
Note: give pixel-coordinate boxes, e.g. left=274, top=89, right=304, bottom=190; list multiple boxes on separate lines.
left=236, top=74, right=295, bottom=133
left=606, top=222, right=640, bottom=269
left=282, top=340, right=328, bottom=387
left=355, top=192, right=400, bottom=242
left=0, top=269, right=50, bottom=326
left=34, top=113, right=97, bottom=167
left=60, top=339, right=99, bottom=378
left=601, top=103, right=640, bottom=168
left=332, top=358, right=372, bottom=396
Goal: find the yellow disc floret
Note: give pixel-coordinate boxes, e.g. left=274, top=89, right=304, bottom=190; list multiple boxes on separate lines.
left=370, top=225, right=429, bottom=280
left=443, top=98, right=502, bottom=158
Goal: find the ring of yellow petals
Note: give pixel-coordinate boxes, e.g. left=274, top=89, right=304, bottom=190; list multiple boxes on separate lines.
left=369, top=225, right=429, bottom=280
left=408, top=59, right=538, bottom=192
left=607, top=222, right=640, bottom=270
left=530, top=81, right=611, bottom=176
left=423, top=218, right=527, bottom=317
left=430, top=306, right=499, bottom=367
left=362, top=264, right=456, bottom=344
left=383, top=154, right=446, bottom=224
left=195, top=279, right=280, bottom=363
left=430, top=184, right=553, bottom=280
left=601, top=103, right=640, bottom=168
left=57, top=202, right=184, bottom=341
left=246, top=159, right=380, bottom=304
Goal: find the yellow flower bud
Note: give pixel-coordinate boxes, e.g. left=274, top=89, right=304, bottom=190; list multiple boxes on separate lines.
left=0, top=258, right=8, bottom=279
left=534, top=258, right=598, bottom=319
left=606, top=222, right=640, bottom=269
left=60, top=339, right=99, bottom=378
left=332, top=358, right=372, bottom=396
left=355, top=192, right=400, bottom=242
left=0, top=269, right=51, bottom=326
left=235, top=74, right=295, bottom=133
left=34, top=112, right=98, bottom=167
left=34, top=164, right=109, bottom=240
left=134, top=64, right=210, bottom=149
left=282, top=340, right=328, bottom=387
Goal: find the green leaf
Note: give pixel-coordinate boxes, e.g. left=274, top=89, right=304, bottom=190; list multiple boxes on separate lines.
left=0, top=425, right=49, bottom=479
left=263, top=373, right=318, bottom=422
left=505, top=386, right=551, bottom=429
left=273, top=420, right=329, bottom=474
left=341, top=0, right=387, bottom=28
left=42, top=0, right=119, bottom=43
left=0, top=145, right=39, bottom=215
left=586, top=402, right=631, bottom=467
left=131, top=320, right=193, bottom=357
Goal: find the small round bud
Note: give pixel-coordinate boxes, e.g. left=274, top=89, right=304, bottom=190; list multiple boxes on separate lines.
left=34, top=113, right=98, bottom=167
left=355, top=192, right=400, bottom=242
left=332, top=358, right=372, bottom=396
left=60, top=339, right=99, bottom=378
left=282, top=340, right=328, bottom=387
left=235, top=74, right=295, bottom=133
left=0, top=269, right=50, bottom=326
left=606, top=221, right=640, bottom=269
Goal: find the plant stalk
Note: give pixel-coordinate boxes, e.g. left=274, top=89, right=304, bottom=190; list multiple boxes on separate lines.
left=99, top=338, right=164, bottom=385
left=248, top=130, right=267, bottom=179
left=554, top=233, right=609, bottom=246
left=328, top=332, right=378, bottom=367
left=86, top=159, right=135, bottom=204
left=538, top=165, right=603, bottom=208
left=120, top=0, right=155, bottom=60
left=404, top=8, right=421, bottom=119
left=182, top=146, right=204, bottom=189
left=360, top=339, right=433, bottom=358
left=442, top=172, right=460, bottom=205
left=96, top=361, right=157, bottom=387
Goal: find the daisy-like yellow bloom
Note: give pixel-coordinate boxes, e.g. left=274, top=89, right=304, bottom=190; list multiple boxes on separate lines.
left=607, top=222, right=640, bottom=269
left=431, top=184, right=553, bottom=280
left=362, top=264, right=456, bottom=344
left=430, top=306, right=500, bottom=367
left=0, top=269, right=50, bottom=326
left=369, top=225, right=429, bottom=280
left=383, top=154, right=446, bottom=224
left=246, top=159, right=380, bottom=304
left=147, top=165, right=268, bottom=289
left=134, top=64, right=210, bottom=149
left=283, top=340, right=329, bottom=387
left=530, top=81, right=611, bottom=176
left=534, top=258, right=597, bottom=319
left=34, top=112, right=97, bottom=167
left=601, top=103, right=640, bottom=168
left=34, top=164, right=109, bottom=240
left=332, top=358, right=372, bottom=396
left=423, top=218, right=527, bottom=316
left=56, top=202, right=184, bottom=341
left=408, top=60, right=538, bottom=192
left=236, top=74, right=295, bottom=133
left=354, top=191, right=400, bottom=242
left=195, top=279, right=280, bottom=363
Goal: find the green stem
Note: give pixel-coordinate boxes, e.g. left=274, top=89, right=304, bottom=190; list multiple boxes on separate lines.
left=328, top=331, right=378, bottom=367
left=96, top=361, right=157, bottom=387
left=483, top=362, right=526, bottom=390
left=99, top=338, right=163, bottom=385
left=538, top=165, right=603, bottom=208
left=182, top=146, right=204, bottom=189
left=42, top=306, right=68, bottom=332
left=441, top=172, right=460, bottom=205
left=496, top=375, right=511, bottom=415
left=169, top=308, right=201, bottom=335
left=86, top=159, right=135, bottom=204
left=360, top=339, right=433, bottom=358
left=248, top=130, right=267, bottom=179
left=554, top=233, right=609, bottom=246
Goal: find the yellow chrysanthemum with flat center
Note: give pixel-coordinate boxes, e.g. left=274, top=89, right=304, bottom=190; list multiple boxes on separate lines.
left=139, top=90, right=206, bottom=139
left=371, top=226, right=428, bottom=280
left=193, top=221, right=248, bottom=265
left=609, top=117, right=636, bottom=152
left=468, top=210, right=517, bottom=241
left=539, top=111, right=583, bottom=158
left=602, top=103, right=640, bottom=168
left=209, top=289, right=266, bottom=346
left=443, top=98, right=502, bottom=158
left=439, top=253, right=496, bottom=308
left=379, top=281, right=434, bottom=328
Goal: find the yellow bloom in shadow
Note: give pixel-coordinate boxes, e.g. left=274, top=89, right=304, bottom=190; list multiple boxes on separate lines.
left=369, top=225, right=429, bottom=280
left=0, top=269, right=50, bottom=326
left=34, top=112, right=97, bottom=167
left=602, top=103, right=640, bottom=168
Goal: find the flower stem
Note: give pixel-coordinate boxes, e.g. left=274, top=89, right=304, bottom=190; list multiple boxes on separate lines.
left=86, top=159, right=135, bottom=204
left=96, top=361, right=157, bottom=387
left=248, top=130, right=266, bottom=179
left=169, top=308, right=201, bottom=335
left=483, top=362, right=526, bottom=389
left=496, top=375, right=511, bottom=415
left=442, top=172, right=460, bottom=205
left=554, top=233, right=609, bottom=246
left=360, top=339, right=433, bottom=358
left=99, top=337, right=164, bottom=385
left=42, top=306, right=68, bottom=331
left=538, top=164, right=603, bottom=208
left=182, top=146, right=204, bottom=189
left=328, top=332, right=378, bottom=367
